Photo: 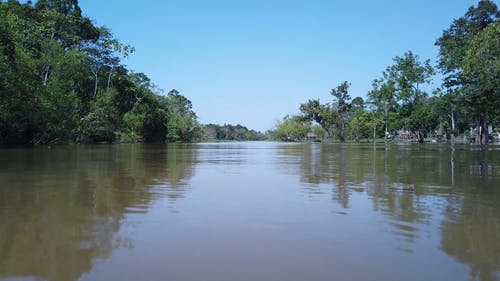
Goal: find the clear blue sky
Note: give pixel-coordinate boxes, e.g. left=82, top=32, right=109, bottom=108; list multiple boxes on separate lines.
left=79, top=0, right=481, bottom=132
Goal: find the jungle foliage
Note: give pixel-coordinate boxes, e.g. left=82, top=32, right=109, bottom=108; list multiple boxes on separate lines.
left=0, top=0, right=202, bottom=144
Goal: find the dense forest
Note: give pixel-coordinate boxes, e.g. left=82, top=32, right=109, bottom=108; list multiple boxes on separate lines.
left=271, top=0, right=499, bottom=145
left=203, top=124, right=266, bottom=141
left=0, top=0, right=207, bottom=145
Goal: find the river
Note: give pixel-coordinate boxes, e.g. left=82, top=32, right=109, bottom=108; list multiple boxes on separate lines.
left=0, top=142, right=499, bottom=281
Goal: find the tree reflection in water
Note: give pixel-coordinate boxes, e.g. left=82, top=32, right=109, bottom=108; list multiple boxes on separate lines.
left=0, top=144, right=198, bottom=281
left=276, top=142, right=500, bottom=280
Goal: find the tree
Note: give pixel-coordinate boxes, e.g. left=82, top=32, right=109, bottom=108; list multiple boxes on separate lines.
left=386, top=51, right=434, bottom=106
left=346, top=97, right=366, bottom=142
left=299, top=81, right=352, bottom=141
left=461, top=22, right=500, bottom=145
left=34, top=0, right=98, bottom=48
left=407, top=101, right=439, bottom=142
left=347, top=111, right=382, bottom=142
left=82, top=27, right=133, bottom=99
left=436, top=0, right=499, bottom=87
left=34, top=0, right=99, bottom=85
left=331, top=81, right=351, bottom=142
left=0, top=4, right=43, bottom=144
left=272, top=115, right=311, bottom=141
left=368, top=78, right=398, bottom=138
left=299, top=99, right=338, bottom=139
left=77, top=89, right=119, bottom=143
left=163, top=89, right=202, bottom=142
left=436, top=0, right=499, bottom=145
left=384, top=51, right=435, bottom=143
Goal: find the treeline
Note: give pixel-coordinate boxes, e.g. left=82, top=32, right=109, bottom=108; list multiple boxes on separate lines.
left=203, top=124, right=266, bottom=141
left=271, top=1, right=499, bottom=145
left=0, top=0, right=202, bottom=145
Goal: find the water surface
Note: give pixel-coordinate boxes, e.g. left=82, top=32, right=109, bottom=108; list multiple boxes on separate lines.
left=1, top=142, right=499, bottom=281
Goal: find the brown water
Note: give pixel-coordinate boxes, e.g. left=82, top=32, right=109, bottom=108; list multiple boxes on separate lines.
left=0, top=142, right=499, bottom=281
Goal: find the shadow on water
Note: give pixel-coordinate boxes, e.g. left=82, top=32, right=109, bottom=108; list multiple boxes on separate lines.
left=0, top=144, right=198, bottom=281
left=276, top=142, right=500, bottom=280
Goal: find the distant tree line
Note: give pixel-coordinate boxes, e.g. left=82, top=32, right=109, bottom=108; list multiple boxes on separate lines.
left=0, top=0, right=202, bottom=144
left=203, top=123, right=266, bottom=141
left=271, top=0, right=499, bottom=145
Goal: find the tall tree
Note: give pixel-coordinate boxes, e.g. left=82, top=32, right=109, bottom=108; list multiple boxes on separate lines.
left=367, top=78, right=398, bottom=138
left=163, top=89, right=202, bottom=142
left=436, top=0, right=499, bottom=145
left=34, top=0, right=98, bottom=48
left=386, top=51, right=434, bottom=106
left=272, top=115, right=311, bottom=141
left=385, top=51, right=435, bottom=142
left=461, top=22, right=500, bottom=145
left=34, top=0, right=98, bottom=85
left=331, top=81, right=351, bottom=142
left=436, top=0, right=499, bottom=87
left=299, top=99, right=338, bottom=139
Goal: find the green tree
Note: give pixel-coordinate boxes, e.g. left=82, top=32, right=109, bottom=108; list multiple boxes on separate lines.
left=368, top=78, right=398, bottom=138
left=407, top=100, right=439, bottom=140
left=202, top=123, right=265, bottom=141
left=163, top=89, right=202, bottom=142
left=347, top=111, right=382, bottom=141
left=436, top=0, right=498, bottom=88
left=385, top=51, right=435, bottom=142
left=272, top=116, right=311, bottom=141
left=299, top=99, right=338, bottom=139
left=436, top=0, right=499, bottom=145
left=346, top=97, right=366, bottom=141
left=77, top=89, right=119, bottom=143
left=386, top=51, right=434, bottom=106
left=331, top=81, right=351, bottom=142
left=461, top=22, right=500, bottom=145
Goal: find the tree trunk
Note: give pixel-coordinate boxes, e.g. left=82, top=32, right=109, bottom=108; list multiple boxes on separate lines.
left=321, top=125, right=333, bottom=139
left=339, top=122, right=345, bottom=142
left=416, top=130, right=424, bottom=143
left=451, top=111, right=455, bottom=132
left=93, top=73, right=98, bottom=98
left=91, top=65, right=101, bottom=98
left=477, top=113, right=488, bottom=146
left=450, top=111, right=456, bottom=143
left=94, top=72, right=99, bottom=99
left=41, top=64, right=50, bottom=85
left=107, top=65, right=114, bottom=90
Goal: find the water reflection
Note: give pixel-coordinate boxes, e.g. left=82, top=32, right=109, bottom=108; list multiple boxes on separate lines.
left=0, top=144, right=198, bottom=281
left=441, top=194, right=500, bottom=281
left=276, top=143, right=500, bottom=278
left=1, top=142, right=499, bottom=281
left=443, top=145, right=500, bottom=280
left=277, top=143, right=354, bottom=207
